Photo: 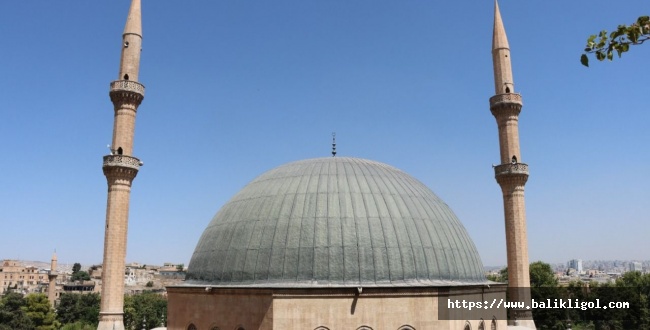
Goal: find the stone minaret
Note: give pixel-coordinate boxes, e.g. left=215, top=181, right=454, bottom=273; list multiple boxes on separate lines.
left=98, top=1, right=144, bottom=329
left=47, top=252, right=58, bottom=307
left=490, top=1, right=535, bottom=328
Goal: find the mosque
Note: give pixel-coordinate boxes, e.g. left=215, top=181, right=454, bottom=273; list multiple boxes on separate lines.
left=97, top=0, right=535, bottom=329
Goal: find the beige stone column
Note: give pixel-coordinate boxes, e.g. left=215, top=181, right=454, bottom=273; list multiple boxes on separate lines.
left=491, top=1, right=535, bottom=327
left=97, top=1, right=144, bottom=329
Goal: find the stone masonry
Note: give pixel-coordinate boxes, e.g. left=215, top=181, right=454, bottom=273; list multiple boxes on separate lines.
left=97, top=1, right=144, bottom=329
left=490, top=1, right=535, bottom=328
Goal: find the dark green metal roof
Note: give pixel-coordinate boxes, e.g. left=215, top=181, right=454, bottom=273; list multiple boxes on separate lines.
left=186, top=157, right=486, bottom=287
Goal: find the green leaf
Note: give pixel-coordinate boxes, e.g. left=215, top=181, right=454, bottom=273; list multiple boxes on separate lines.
left=607, top=50, right=614, bottom=61
left=580, top=54, right=589, bottom=67
left=587, top=34, right=597, bottom=44
left=621, top=43, right=630, bottom=52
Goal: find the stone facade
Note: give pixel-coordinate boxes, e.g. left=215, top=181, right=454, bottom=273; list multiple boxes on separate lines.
left=167, top=286, right=507, bottom=330
left=0, top=260, right=51, bottom=295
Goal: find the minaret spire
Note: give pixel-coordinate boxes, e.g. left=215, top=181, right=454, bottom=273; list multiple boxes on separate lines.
left=119, top=0, right=142, bottom=83
left=331, top=132, right=337, bottom=157
left=489, top=1, right=535, bottom=328
left=98, top=1, right=145, bottom=329
left=492, top=0, right=514, bottom=95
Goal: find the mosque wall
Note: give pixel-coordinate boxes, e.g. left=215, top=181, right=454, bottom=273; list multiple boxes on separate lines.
left=167, top=287, right=273, bottom=330
left=167, top=286, right=507, bottom=330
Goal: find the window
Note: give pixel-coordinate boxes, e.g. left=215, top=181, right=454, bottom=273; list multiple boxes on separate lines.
left=314, top=327, right=330, bottom=330
left=398, top=326, right=415, bottom=330
left=491, top=318, right=497, bottom=330
left=464, top=321, right=471, bottom=330
left=357, top=327, right=373, bottom=330
left=478, top=320, right=485, bottom=330
left=187, top=324, right=197, bottom=330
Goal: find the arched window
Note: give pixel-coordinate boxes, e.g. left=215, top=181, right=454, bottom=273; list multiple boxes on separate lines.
left=187, top=324, right=197, bottom=330
left=357, top=327, right=373, bottom=330
left=491, top=318, right=497, bottom=330
left=314, top=327, right=330, bottom=330
left=398, top=325, right=416, bottom=330
left=463, top=321, right=471, bottom=330
left=478, top=320, right=485, bottom=330
left=124, top=74, right=129, bottom=80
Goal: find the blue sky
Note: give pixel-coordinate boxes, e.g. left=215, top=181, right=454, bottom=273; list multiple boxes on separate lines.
left=1, top=1, right=648, bottom=268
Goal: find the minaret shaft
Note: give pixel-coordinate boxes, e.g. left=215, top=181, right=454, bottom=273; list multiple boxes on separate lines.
left=47, top=252, right=58, bottom=307
left=495, top=110, right=521, bottom=165
left=118, top=33, right=142, bottom=82
left=492, top=47, right=514, bottom=95
left=98, top=1, right=144, bottom=330
left=111, top=106, right=137, bottom=156
left=491, top=1, right=535, bottom=327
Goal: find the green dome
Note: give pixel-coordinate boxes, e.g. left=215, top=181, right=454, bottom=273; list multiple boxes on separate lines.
left=186, top=157, right=486, bottom=287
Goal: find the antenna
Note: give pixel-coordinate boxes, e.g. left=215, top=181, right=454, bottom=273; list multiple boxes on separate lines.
left=331, top=132, right=337, bottom=157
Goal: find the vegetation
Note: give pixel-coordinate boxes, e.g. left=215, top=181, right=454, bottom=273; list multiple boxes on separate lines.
left=1, top=290, right=167, bottom=329
left=70, top=263, right=91, bottom=282
left=0, top=292, right=35, bottom=330
left=581, top=16, right=650, bottom=66
left=488, top=263, right=650, bottom=329
left=124, top=292, right=167, bottom=329
left=22, top=294, right=59, bottom=330
left=56, top=293, right=100, bottom=326
left=71, top=263, right=81, bottom=274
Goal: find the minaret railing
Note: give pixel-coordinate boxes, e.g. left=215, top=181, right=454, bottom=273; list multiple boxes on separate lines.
left=489, top=93, right=522, bottom=108
left=110, top=80, right=145, bottom=96
left=103, top=155, right=142, bottom=171
left=494, top=163, right=528, bottom=176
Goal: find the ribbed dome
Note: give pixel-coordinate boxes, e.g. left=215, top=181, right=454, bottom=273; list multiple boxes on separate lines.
left=186, top=157, right=486, bottom=287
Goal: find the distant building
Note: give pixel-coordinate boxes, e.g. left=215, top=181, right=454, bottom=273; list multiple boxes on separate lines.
left=568, top=259, right=583, bottom=274
left=63, top=281, right=96, bottom=294
left=629, top=262, right=642, bottom=272
left=0, top=260, right=51, bottom=295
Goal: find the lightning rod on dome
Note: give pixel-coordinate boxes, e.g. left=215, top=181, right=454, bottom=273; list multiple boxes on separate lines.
left=331, top=132, right=337, bottom=157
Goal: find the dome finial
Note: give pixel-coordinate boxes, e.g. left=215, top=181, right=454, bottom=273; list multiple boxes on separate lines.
left=331, top=132, right=337, bottom=157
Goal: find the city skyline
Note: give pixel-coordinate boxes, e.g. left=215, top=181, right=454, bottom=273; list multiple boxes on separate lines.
left=1, top=0, right=648, bottom=267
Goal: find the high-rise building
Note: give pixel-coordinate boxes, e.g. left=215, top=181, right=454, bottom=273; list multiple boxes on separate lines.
left=97, top=1, right=144, bottom=329
left=629, top=262, right=642, bottom=272
left=568, top=259, right=583, bottom=273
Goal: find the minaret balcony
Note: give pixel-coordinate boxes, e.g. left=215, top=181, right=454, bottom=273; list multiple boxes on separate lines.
left=494, top=162, right=528, bottom=177
left=489, top=93, right=522, bottom=109
left=103, top=154, right=142, bottom=171
left=110, top=80, right=145, bottom=96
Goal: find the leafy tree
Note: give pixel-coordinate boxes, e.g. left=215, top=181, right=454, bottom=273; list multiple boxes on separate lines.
left=0, top=292, right=34, bottom=330
left=529, top=261, right=558, bottom=287
left=72, top=263, right=82, bottom=274
left=71, top=271, right=91, bottom=282
left=176, top=264, right=184, bottom=271
left=22, top=293, right=59, bottom=330
left=123, top=292, right=167, bottom=330
left=56, top=293, right=100, bottom=326
left=581, top=16, right=650, bottom=66
left=528, top=261, right=564, bottom=329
